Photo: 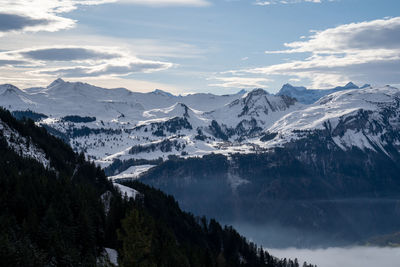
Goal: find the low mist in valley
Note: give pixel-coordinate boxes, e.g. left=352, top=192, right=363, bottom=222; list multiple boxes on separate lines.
left=229, top=222, right=337, bottom=249
left=230, top=220, right=400, bottom=266
left=266, top=247, right=400, bottom=267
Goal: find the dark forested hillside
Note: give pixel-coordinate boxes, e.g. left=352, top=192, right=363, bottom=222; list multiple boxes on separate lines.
left=0, top=107, right=315, bottom=266
left=117, top=181, right=316, bottom=267
left=0, top=108, right=116, bottom=266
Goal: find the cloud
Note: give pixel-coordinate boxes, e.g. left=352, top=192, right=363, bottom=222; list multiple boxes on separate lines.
left=0, top=0, right=210, bottom=35
left=228, top=17, right=400, bottom=88
left=0, top=32, right=206, bottom=60
left=0, top=59, right=28, bottom=66
left=208, top=76, right=270, bottom=88
left=118, top=0, right=211, bottom=7
left=21, top=47, right=120, bottom=61
left=0, top=0, right=96, bottom=35
left=0, top=13, right=51, bottom=32
left=0, top=46, right=124, bottom=64
left=0, top=46, right=173, bottom=80
left=268, top=17, right=400, bottom=53
left=36, top=61, right=173, bottom=77
left=254, top=0, right=322, bottom=6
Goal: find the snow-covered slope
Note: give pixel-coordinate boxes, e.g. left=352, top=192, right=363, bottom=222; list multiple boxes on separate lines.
left=0, top=118, right=50, bottom=168
left=142, top=102, right=210, bottom=128
left=22, top=78, right=245, bottom=119
left=208, top=89, right=300, bottom=137
left=262, top=86, right=400, bottom=155
left=0, top=84, right=38, bottom=110
left=2, top=78, right=400, bottom=179
left=0, top=79, right=249, bottom=166
left=113, top=183, right=139, bottom=199
left=108, top=164, right=156, bottom=180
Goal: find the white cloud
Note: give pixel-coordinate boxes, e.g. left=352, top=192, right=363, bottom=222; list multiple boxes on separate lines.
left=0, top=0, right=109, bottom=35
left=0, top=32, right=206, bottom=60
left=254, top=0, right=322, bottom=6
left=35, top=60, right=172, bottom=77
left=267, top=17, right=400, bottom=54
left=21, top=47, right=121, bottom=61
left=0, top=46, right=124, bottom=64
left=0, top=0, right=210, bottom=35
left=254, top=1, right=271, bottom=6
left=228, top=17, right=400, bottom=88
left=0, top=32, right=208, bottom=89
left=0, top=46, right=173, bottom=81
left=118, top=0, right=211, bottom=7
left=208, top=76, right=270, bottom=88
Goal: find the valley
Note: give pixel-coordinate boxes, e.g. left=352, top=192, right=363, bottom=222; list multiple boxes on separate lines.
left=2, top=79, right=400, bottom=249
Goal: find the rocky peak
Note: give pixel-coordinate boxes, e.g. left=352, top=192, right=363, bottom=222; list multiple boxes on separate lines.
left=238, top=88, right=296, bottom=117
left=47, top=78, right=65, bottom=88
left=174, top=103, right=190, bottom=118
left=236, top=89, right=247, bottom=95
left=334, top=82, right=359, bottom=90
left=278, top=84, right=307, bottom=95
left=151, top=89, right=174, bottom=97
left=0, top=84, right=23, bottom=96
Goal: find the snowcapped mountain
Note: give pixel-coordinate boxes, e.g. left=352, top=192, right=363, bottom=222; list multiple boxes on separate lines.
left=0, top=79, right=249, bottom=165
left=0, top=84, right=38, bottom=109
left=18, top=78, right=245, bottom=118
left=207, top=89, right=300, bottom=138
left=263, top=85, right=400, bottom=154
left=277, top=82, right=371, bottom=104
left=134, top=85, right=400, bottom=247
left=1, top=78, right=400, bottom=177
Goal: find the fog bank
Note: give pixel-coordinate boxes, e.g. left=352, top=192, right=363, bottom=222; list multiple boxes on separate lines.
left=266, top=247, right=400, bottom=267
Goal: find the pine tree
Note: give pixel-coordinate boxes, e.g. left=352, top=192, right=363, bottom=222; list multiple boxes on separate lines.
left=118, top=209, right=156, bottom=267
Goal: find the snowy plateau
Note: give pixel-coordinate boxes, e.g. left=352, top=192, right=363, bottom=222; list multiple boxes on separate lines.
left=1, top=78, right=400, bottom=178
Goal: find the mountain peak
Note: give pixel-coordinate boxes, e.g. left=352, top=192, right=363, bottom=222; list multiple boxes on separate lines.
left=175, top=102, right=188, bottom=108
left=360, top=84, right=371, bottom=89
left=151, top=89, right=174, bottom=97
left=48, top=78, right=65, bottom=88
left=171, top=102, right=190, bottom=117
left=44, top=79, right=106, bottom=97
left=344, top=82, right=358, bottom=89
left=245, top=88, right=269, bottom=98
left=335, top=82, right=359, bottom=90
left=0, top=84, right=20, bottom=91
left=235, top=88, right=296, bottom=119
left=0, top=84, right=25, bottom=97
left=279, top=84, right=307, bottom=95
left=143, top=102, right=196, bottom=122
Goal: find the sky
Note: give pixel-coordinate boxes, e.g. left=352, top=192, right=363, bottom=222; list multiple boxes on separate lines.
left=1, top=0, right=400, bottom=94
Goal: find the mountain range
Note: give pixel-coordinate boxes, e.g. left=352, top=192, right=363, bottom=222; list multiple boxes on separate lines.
left=2, top=78, right=400, bottom=247
left=0, top=79, right=388, bottom=168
